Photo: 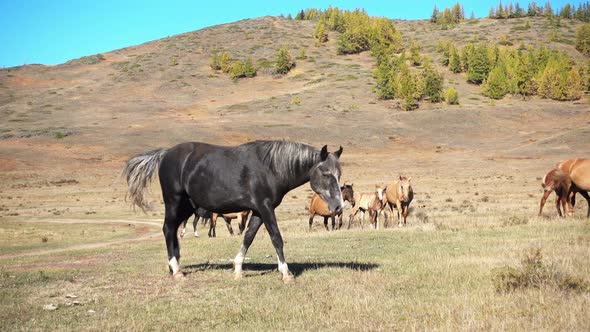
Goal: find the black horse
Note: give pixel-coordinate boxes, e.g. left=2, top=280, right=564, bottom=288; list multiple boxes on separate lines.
left=123, top=140, right=344, bottom=283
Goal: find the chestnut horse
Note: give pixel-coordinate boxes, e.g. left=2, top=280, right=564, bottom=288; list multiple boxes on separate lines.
left=384, top=176, right=414, bottom=227
left=209, top=210, right=251, bottom=237
left=538, top=168, right=570, bottom=217
left=348, top=187, right=384, bottom=229
left=564, top=158, right=590, bottom=218
left=309, top=184, right=355, bottom=231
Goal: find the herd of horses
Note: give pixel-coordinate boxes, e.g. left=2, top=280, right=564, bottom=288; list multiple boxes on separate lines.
left=178, top=176, right=414, bottom=238
left=122, top=140, right=588, bottom=282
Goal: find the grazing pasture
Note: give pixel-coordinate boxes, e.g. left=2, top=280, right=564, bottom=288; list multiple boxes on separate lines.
left=1, top=216, right=589, bottom=330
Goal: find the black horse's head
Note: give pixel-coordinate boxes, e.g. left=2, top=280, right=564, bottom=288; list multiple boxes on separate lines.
left=310, top=145, right=344, bottom=214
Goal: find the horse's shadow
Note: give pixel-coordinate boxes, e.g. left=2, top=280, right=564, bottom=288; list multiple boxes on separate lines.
left=184, top=261, right=379, bottom=277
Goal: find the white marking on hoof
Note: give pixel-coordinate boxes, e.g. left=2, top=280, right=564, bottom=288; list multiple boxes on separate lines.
left=282, top=274, right=295, bottom=284
left=194, top=232, right=199, bottom=238
left=169, top=257, right=180, bottom=275
left=234, top=272, right=244, bottom=281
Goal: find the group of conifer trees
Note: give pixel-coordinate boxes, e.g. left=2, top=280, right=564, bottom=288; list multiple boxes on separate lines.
left=437, top=39, right=587, bottom=100
left=488, top=1, right=590, bottom=21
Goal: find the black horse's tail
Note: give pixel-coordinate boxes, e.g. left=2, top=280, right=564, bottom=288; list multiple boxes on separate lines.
left=122, top=148, right=168, bottom=211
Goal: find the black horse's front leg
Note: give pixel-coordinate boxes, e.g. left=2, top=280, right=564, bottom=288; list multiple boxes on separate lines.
left=234, top=214, right=263, bottom=279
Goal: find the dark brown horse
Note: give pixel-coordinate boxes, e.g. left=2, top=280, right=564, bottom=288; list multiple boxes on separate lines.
left=309, top=184, right=355, bottom=230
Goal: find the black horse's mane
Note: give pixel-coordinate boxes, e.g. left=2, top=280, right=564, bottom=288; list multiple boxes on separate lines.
left=246, top=140, right=319, bottom=176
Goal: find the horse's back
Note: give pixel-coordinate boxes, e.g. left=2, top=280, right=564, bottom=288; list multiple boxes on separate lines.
left=570, top=159, right=590, bottom=190
left=310, top=193, right=330, bottom=216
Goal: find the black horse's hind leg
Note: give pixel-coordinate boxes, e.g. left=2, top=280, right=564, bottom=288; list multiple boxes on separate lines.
left=234, top=214, right=263, bottom=278
left=330, top=213, right=336, bottom=231
left=323, top=216, right=329, bottom=231
left=163, top=196, right=193, bottom=276
left=192, top=215, right=200, bottom=237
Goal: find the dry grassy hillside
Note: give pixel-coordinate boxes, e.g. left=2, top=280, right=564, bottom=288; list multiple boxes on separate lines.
left=0, top=14, right=589, bottom=330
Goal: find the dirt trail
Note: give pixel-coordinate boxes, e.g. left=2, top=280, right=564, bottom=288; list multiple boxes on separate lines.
left=0, top=218, right=163, bottom=260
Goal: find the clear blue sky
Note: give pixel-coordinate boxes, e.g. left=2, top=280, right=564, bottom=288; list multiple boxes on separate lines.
left=0, top=0, right=582, bottom=68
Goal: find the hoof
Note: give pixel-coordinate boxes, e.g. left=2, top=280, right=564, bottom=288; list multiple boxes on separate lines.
left=172, top=272, right=185, bottom=280
left=234, top=272, right=244, bottom=281
left=282, top=274, right=295, bottom=285
left=194, top=233, right=199, bottom=238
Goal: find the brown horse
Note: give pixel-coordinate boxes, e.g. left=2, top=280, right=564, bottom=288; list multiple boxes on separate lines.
left=538, top=168, right=570, bottom=217
left=348, top=187, right=384, bottom=229
left=384, top=176, right=414, bottom=227
left=208, top=211, right=251, bottom=237
left=565, top=158, right=590, bottom=218
left=309, top=184, right=355, bottom=231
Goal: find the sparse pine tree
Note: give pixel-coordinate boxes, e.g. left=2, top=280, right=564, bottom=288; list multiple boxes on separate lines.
left=431, top=5, right=440, bottom=23
left=297, top=47, right=307, bottom=60
left=209, top=52, right=221, bottom=70
left=566, top=67, right=582, bottom=100
left=467, top=44, right=490, bottom=84
left=219, top=51, right=232, bottom=73
left=449, top=46, right=462, bottom=73
left=243, top=57, right=257, bottom=78
left=275, top=46, right=295, bottom=75
left=314, top=20, right=329, bottom=45
left=575, top=23, right=590, bottom=56
left=483, top=63, right=509, bottom=99
left=445, top=87, right=459, bottom=104
left=421, top=64, right=444, bottom=102
left=229, top=60, right=245, bottom=79
left=410, top=39, right=421, bottom=66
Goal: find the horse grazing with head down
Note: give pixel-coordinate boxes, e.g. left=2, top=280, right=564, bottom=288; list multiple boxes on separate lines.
left=348, top=187, right=384, bottom=229
left=123, top=140, right=344, bottom=283
left=309, top=184, right=355, bottom=231
left=384, top=176, right=414, bottom=227
left=538, top=168, right=570, bottom=217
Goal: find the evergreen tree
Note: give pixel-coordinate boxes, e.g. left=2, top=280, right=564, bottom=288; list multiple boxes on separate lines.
left=219, top=51, right=232, bottom=73
left=314, top=20, right=329, bottom=45
left=516, top=52, right=534, bottom=96
left=243, top=58, right=257, bottom=78
left=449, top=46, right=462, bottom=73
left=483, top=63, right=509, bottom=99
left=409, top=39, right=421, bottom=66
left=467, top=44, right=490, bottom=84
left=229, top=60, right=245, bottom=79
left=209, top=52, right=221, bottom=70
left=431, top=5, right=439, bottom=23
left=275, top=46, right=295, bottom=75
left=566, top=67, right=583, bottom=100
left=445, top=87, right=460, bottom=104
left=397, top=64, right=418, bottom=110
left=575, top=23, right=590, bottom=56
left=421, top=64, right=444, bottom=102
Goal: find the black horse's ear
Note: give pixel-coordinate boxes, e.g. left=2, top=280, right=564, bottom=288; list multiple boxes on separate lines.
left=320, top=145, right=329, bottom=161
left=334, top=146, right=343, bottom=158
